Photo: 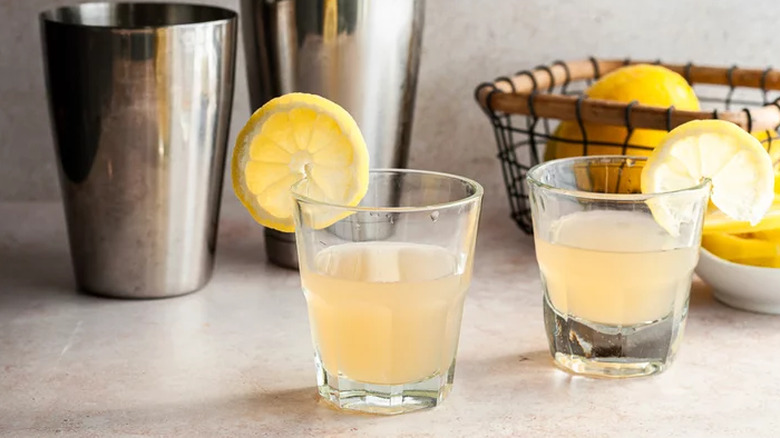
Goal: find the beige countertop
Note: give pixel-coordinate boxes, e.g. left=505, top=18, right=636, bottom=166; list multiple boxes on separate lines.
left=2, top=199, right=779, bottom=437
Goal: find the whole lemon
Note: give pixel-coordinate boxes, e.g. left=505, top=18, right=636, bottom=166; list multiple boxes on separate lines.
left=544, top=64, right=700, bottom=161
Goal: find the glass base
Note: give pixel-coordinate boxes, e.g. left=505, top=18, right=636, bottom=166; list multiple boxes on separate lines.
left=552, top=352, right=665, bottom=378
left=544, top=292, right=687, bottom=379
left=315, top=356, right=455, bottom=415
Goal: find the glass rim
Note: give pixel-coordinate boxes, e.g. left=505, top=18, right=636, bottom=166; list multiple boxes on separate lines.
left=526, top=155, right=711, bottom=201
left=39, top=2, right=237, bottom=30
left=290, top=168, right=484, bottom=213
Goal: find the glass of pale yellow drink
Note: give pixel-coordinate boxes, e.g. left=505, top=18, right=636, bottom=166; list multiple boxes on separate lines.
left=291, top=169, right=483, bottom=414
left=528, top=156, right=710, bottom=378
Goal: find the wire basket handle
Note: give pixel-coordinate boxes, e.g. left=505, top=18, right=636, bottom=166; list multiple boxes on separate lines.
left=476, top=58, right=780, bottom=132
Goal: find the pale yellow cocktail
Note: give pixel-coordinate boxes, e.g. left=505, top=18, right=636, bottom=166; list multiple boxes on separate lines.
left=301, top=242, right=469, bottom=385
left=535, top=210, right=698, bottom=326
left=230, top=93, right=482, bottom=413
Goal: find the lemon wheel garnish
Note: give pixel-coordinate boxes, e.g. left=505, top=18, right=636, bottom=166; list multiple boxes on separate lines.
left=231, top=93, right=370, bottom=232
left=641, top=119, right=775, bottom=235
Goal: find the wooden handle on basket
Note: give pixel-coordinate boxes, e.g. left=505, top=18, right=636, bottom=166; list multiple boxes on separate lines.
left=476, top=58, right=780, bottom=132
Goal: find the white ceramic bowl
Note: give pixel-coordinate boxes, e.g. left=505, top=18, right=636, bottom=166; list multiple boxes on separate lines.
left=695, top=248, right=780, bottom=314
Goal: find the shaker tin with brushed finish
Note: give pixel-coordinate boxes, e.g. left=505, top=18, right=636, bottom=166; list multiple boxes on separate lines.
left=40, top=3, right=238, bottom=298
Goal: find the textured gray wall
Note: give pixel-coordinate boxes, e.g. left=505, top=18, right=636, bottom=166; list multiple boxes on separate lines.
left=2, top=0, right=779, bottom=213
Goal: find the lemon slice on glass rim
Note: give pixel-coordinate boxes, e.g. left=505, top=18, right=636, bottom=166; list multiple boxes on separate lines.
left=231, top=93, right=370, bottom=232
left=641, top=119, right=775, bottom=236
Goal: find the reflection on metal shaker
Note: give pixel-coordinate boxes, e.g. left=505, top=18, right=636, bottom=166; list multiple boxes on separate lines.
left=241, top=0, right=426, bottom=269
left=40, top=3, right=238, bottom=298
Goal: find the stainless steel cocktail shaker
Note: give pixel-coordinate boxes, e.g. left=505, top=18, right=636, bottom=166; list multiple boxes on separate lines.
left=241, top=0, right=425, bottom=269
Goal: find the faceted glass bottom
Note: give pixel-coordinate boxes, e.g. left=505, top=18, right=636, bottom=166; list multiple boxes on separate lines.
left=544, top=292, right=688, bottom=379
left=314, top=353, right=455, bottom=415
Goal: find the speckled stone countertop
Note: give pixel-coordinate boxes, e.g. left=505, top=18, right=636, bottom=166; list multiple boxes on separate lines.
left=2, top=199, right=779, bottom=437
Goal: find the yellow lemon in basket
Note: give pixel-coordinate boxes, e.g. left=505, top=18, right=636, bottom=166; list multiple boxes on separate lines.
left=544, top=64, right=700, bottom=166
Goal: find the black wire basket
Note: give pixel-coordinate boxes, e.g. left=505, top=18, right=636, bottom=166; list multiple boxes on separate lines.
left=475, top=57, right=780, bottom=234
